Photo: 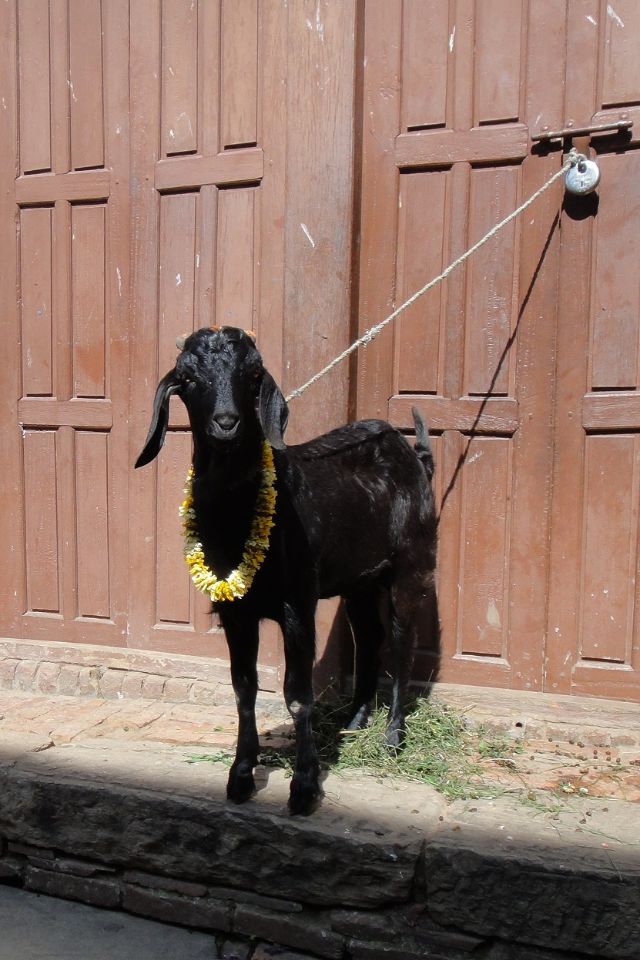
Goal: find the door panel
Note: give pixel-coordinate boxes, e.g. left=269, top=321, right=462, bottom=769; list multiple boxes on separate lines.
left=580, top=435, right=639, bottom=664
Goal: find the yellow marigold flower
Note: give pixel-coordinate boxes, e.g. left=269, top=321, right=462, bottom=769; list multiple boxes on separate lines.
left=179, top=441, right=276, bottom=602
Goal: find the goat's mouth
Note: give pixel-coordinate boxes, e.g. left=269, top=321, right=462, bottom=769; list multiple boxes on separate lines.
left=208, top=420, right=241, bottom=442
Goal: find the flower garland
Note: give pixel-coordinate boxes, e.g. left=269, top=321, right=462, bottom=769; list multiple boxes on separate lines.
left=179, top=441, right=277, bottom=602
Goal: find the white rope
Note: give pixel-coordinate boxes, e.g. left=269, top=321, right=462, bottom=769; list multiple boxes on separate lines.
left=286, top=150, right=578, bottom=402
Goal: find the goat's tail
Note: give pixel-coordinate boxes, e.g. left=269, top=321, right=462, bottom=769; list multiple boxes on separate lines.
left=412, top=407, right=434, bottom=483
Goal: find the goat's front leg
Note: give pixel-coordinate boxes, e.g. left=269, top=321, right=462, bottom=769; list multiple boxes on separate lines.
left=282, top=602, right=320, bottom=816
left=219, top=610, right=260, bottom=804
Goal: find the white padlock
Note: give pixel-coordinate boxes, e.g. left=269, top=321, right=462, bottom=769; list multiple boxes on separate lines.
left=565, top=155, right=601, bottom=195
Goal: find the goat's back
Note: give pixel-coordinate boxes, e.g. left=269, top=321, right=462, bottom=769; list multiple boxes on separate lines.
left=282, top=419, right=435, bottom=597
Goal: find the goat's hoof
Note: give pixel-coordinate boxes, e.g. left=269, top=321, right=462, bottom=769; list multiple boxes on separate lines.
left=226, top=767, right=256, bottom=804
left=384, top=722, right=406, bottom=751
left=288, top=776, right=320, bottom=817
left=346, top=705, right=370, bottom=731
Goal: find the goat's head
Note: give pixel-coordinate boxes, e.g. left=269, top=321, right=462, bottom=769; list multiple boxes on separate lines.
left=135, top=327, right=289, bottom=468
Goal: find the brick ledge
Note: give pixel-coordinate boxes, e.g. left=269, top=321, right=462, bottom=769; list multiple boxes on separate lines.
left=0, top=637, right=262, bottom=706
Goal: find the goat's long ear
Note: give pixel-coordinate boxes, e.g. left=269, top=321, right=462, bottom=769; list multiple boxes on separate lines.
left=257, top=370, right=288, bottom=450
left=135, top=370, right=181, bottom=468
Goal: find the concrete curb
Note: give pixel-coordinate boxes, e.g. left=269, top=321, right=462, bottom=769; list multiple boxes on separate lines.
left=0, top=728, right=638, bottom=959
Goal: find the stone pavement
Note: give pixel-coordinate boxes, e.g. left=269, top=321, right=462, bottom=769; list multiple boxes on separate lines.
left=0, top=683, right=638, bottom=959
left=0, top=682, right=637, bottom=802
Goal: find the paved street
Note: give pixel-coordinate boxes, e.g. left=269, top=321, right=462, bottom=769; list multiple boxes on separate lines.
left=0, top=886, right=218, bottom=960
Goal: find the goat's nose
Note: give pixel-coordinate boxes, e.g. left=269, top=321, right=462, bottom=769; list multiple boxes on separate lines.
left=213, top=412, right=239, bottom=432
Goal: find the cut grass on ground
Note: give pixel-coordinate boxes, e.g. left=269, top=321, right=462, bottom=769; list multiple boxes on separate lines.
left=190, top=697, right=519, bottom=802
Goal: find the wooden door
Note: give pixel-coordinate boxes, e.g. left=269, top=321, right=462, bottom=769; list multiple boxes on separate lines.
left=356, top=0, right=567, bottom=691
left=357, top=0, right=640, bottom=702
left=0, top=0, right=131, bottom=648
left=546, top=1, right=640, bottom=699
left=126, top=0, right=358, bottom=682
left=1, top=0, right=358, bottom=686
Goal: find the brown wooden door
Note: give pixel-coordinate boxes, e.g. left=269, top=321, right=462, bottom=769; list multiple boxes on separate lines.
left=4, top=1, right=639, bottom=703
left=1, top=0, right=358, bottom=686
left=356, top=0, right=564, bottom=693
left=126, top=0, right=282, bottom=670
left=0, top=0, right=131, bottom=649
left=356, top=0, right=640, bottom=701
left=546, top=1, right=640, bottom=699
left=126, top=0, right=358, bottom=685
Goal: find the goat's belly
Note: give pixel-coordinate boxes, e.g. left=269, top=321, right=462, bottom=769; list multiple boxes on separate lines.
left=317, top=558, right=392, bottom=599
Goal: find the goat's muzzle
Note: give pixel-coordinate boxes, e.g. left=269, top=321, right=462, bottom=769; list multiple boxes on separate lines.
left=209, top=412, right=241, bottom=442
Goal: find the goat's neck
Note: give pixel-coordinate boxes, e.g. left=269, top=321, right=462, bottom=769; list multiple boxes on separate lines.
left=190, top=432, right=265, bottom=578
left=192, top=431, right=263, bottom=495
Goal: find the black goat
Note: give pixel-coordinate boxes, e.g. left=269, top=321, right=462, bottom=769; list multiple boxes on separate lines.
left=136, top=327, right=437, bottom=815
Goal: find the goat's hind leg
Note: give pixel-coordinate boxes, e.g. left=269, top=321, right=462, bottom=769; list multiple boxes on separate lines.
left=221, top=612, right=260, bottom=804
left=344, top=591, right=384, bottom=731
left=386, top=575, right=423, bottom=749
